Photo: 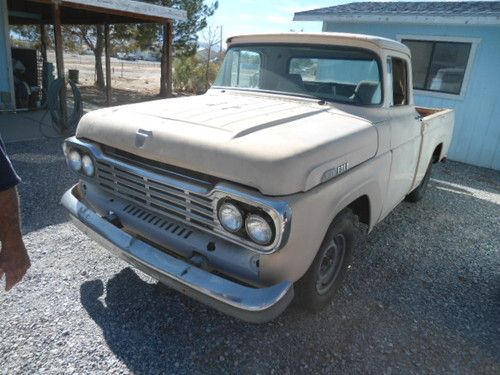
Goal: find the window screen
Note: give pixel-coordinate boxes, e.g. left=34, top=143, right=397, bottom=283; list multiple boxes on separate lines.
left=402, top=39, right=471, bottom=95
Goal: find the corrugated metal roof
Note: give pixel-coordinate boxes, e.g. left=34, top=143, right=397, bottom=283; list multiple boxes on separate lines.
left=295, top=2, right=500, bottom=18
left=8, top=0, right=187, bottom=25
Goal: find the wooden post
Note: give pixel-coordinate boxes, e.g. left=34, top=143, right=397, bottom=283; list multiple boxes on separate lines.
left=40, top=24, right=48, bottom=105
left=160, top=20, right=173, bottom=98
left=104, top=23, right=112, bottom=106
left=166, top=21, right=173, bottom=98
left=52, top=2, right=67, bottom=127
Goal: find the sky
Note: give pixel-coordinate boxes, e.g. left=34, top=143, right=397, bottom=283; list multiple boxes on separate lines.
left=199, top=0, right=492, bottom=47
left=200, top=0, right=339, bottom=47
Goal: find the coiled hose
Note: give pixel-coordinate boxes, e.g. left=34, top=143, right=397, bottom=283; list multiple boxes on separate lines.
left=47, top=78, right=83, bottom=134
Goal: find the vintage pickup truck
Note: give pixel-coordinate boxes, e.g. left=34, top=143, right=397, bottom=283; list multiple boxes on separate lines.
left=61, top=33, right=454, bottom=323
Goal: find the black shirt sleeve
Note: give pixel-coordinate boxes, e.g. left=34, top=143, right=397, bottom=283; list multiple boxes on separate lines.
left=0, top=134, right=21, bottom=192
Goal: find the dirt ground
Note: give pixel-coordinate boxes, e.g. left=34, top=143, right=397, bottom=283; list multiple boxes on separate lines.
left=47, top=52, right=163, bottom=106
left=1, top=137, right=499, bottom=374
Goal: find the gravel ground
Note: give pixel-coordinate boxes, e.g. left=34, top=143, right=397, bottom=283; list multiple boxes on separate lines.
left=1, top=138, right=499, bottom=374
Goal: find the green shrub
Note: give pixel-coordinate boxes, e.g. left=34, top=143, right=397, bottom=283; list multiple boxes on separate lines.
left=174, top=55, right=220, bottom=94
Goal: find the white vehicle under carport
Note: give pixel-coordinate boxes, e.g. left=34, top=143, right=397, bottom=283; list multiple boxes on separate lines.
left=61, top=33, right=454, bottom=323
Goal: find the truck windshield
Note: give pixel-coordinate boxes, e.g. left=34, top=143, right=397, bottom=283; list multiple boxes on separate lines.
left=213, top=44, right=382, bottom=106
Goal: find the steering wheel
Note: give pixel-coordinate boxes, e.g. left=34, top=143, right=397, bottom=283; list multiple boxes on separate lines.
left=351, top=91, right=364, bottom=104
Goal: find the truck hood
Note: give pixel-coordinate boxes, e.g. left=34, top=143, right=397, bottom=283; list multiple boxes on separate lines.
left=76, top=90, right=378, bottom=196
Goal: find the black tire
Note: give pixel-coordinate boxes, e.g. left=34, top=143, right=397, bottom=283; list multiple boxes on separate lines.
left=405, top=159, right=433, bottom=203
left=295, top=209, right=354, bottom=312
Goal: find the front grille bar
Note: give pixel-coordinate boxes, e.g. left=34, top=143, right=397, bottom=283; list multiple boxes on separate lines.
left=95, top=160, right=217, bottom=230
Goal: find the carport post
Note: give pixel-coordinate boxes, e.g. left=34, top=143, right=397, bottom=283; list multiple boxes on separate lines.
left=166, top=20, right=173, bottom=97
left=40, top=24, right=48, bottom=104
left=160, top=20, right=173, bottom=98
left=52, top=2, right=67, bottom=126
left=104, top=23, right=112, bottom=106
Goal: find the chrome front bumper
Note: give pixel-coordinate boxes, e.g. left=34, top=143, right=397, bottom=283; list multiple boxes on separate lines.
left=61, top=185, right=293, bottom=323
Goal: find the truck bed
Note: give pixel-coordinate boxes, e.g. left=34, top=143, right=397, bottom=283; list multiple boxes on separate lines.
left=410, top=106, right=454, bottom=192
left=416, top=106, right=448, bottom=119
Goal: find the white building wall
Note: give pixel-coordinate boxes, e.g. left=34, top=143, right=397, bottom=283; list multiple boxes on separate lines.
left=324, top=21, right=500, bottom=170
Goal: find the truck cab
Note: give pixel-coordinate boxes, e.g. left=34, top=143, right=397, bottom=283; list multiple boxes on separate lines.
left=61, top=33, right=454, bottom=322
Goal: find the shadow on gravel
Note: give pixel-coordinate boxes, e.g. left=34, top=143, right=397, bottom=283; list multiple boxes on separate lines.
left=79, top=162, right=499, bottom=374
left=6, top=138, right=78, bottom=233
left=80, top=268, right=311, bottom=374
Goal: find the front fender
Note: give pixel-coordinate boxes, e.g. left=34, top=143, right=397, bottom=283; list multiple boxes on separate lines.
left=258, top=152, right=391, bottom=285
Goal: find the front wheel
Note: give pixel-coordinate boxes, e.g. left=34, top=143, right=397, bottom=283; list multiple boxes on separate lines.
left=295, top=209, right=354, bottom=312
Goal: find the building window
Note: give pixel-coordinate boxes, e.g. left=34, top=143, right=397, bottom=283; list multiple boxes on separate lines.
left=402, top=39, right=471, bottom=95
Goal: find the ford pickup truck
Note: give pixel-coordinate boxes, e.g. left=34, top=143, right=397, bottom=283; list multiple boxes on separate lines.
left=61, top=33, right=454, bottom=323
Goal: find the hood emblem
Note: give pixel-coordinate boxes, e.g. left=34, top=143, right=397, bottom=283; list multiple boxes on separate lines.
left=135, top=129, right=153, bottom=148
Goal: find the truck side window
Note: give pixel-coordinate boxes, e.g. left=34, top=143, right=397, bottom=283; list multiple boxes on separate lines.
left=226, top=50, right=261, bottom=88
left=391, top=58, right=408, bottom=106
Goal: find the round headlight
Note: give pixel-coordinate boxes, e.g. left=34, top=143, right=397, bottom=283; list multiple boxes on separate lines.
left=82, top=154, right=95, bottom=176
left=68, top=150, right=82, bottom=171
left=218, top=203, right=243, bottom=233
left=245, top=214, right=273, bottom=245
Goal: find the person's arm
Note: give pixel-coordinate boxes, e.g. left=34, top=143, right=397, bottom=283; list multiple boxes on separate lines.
left=0, top=186, right=30, bottom=291
left=0, top=136, right=30, bottom=291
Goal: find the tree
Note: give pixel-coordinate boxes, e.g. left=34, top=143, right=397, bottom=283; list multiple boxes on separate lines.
left=70, top=0, right=218, bottom=95
left=71, top=24, right=147, bottom=90
left=136, top=0, right=218, bottom=56
left=9, top=0, right=218, bottom=95
left=10, top=24, right=104, bottom=88
left=71, top=25, right=105, bottom=89
left=135, top=0, right=218, bottom=96
left=10, top=25, right=46, bottom=49
left=173, top=54, right=218, bottom=94
left=200, top=25, right=220, bottom=91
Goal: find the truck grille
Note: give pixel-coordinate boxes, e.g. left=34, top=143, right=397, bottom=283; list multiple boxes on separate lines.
left=95, top=160, right=216, bottom=230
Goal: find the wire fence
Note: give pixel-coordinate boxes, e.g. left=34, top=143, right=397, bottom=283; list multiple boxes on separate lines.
left=47, top=52, right=163, bottom=91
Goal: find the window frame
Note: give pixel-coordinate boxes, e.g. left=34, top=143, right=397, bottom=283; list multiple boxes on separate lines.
left=213, top=43, right=384, bottom=108
left=223, top=48, right=263, bottom=88
left=284, top=48, right=384, bottom=106
left=388, top=57, right=409, bottom=107
left=397, top=34, right=480, bottom=101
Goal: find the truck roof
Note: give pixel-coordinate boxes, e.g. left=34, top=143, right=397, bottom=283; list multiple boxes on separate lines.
left=226, top=32, right=410, bottom=56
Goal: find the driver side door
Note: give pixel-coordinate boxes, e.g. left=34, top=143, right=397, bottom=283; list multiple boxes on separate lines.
left=381, top=56, right=422, bottom=218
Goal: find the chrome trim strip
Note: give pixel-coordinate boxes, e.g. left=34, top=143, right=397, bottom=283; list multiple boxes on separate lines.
left=61, top=186, right=294, bottom=323
left=64, top=137, right=292, bottom=254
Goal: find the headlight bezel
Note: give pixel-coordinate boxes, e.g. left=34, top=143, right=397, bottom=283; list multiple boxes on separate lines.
left=214, top=192, right=286, bottom=252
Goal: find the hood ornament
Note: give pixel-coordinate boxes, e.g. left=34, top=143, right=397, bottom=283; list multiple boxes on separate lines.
left=135, top=129, right=153, bottom=148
